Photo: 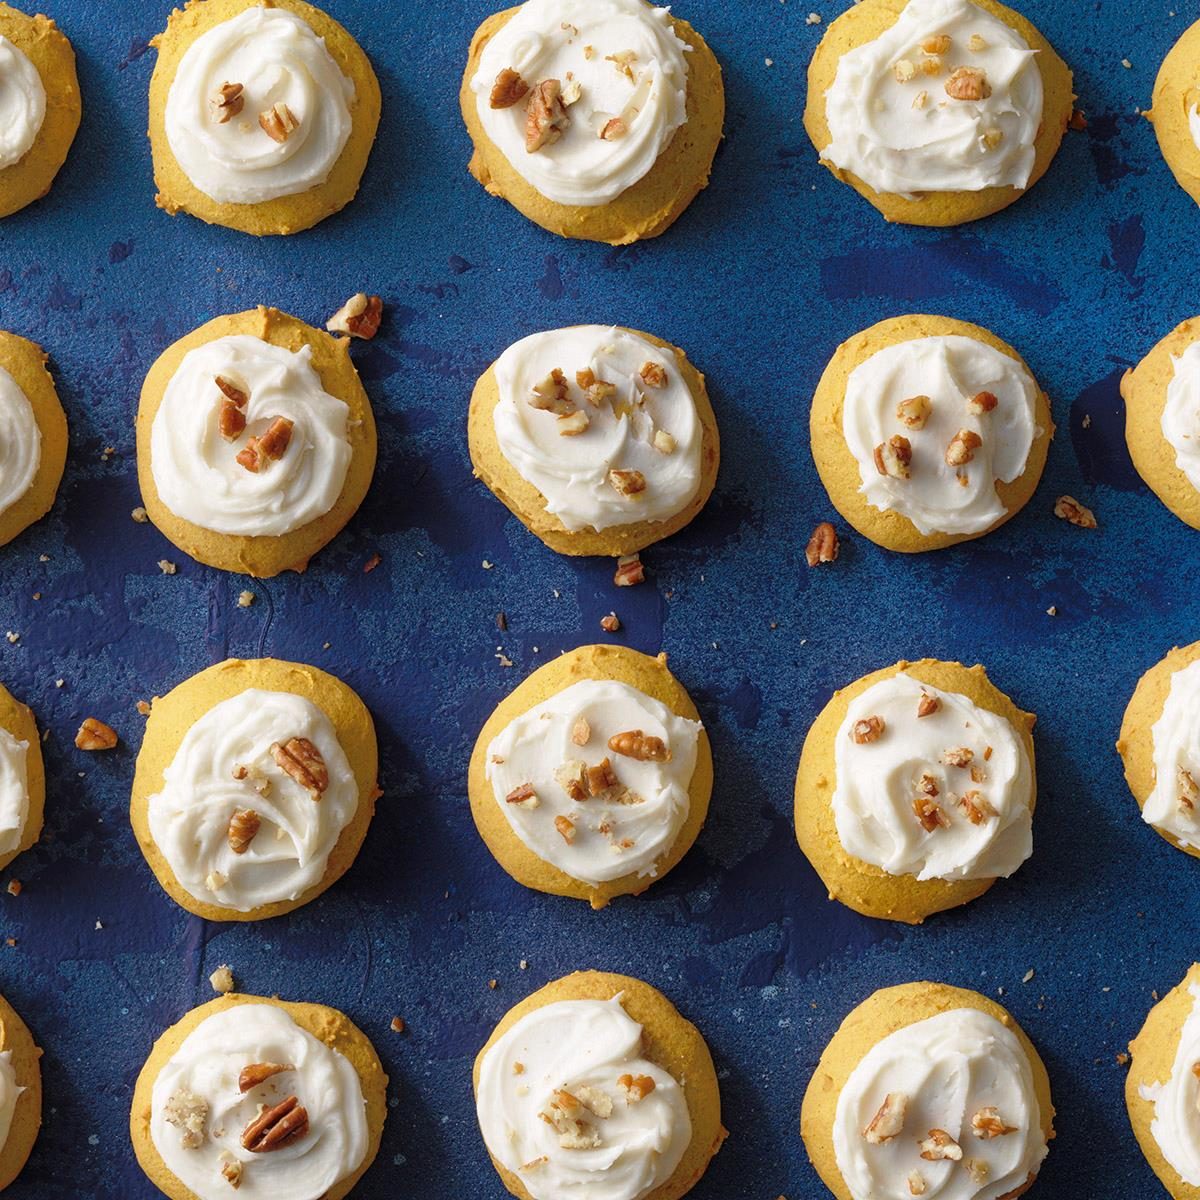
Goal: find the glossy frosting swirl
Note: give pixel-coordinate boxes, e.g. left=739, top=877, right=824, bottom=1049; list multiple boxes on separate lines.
left=1142, top=659, right=1200, bottom=849
left=0, top=364, right=41, bottom=521
left=0, top=726, right=30, bottom=860
left=1164, top=342, right=1200, bottom=493
left=0, top=35, right=46, bottom=170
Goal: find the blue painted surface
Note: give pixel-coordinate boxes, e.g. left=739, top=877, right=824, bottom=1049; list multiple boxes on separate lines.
left=0, top=0, right=1195, bottom=1196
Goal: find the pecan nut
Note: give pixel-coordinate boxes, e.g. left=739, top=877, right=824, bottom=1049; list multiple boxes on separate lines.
left=608, top=730, right=671, bottom=762
left=239, top=1062, right=293, bottom=1093
left=227, top=808, right=261, bottom=855
left=805, top=521, right=839, bottom=567
left=326, top=293, right=383, bottom=340
left=271, top=737, right=329, bottom=795
left=209, top=82, right=244, bottom=124
left=241, top=1095, right=309, bottom=1153
left=525, top=80, right=570, bottom=152
left=76, top=718, right=118, bottom=751
left=490, top=67, right=529, bottom=109
left=259, top=102, right=299, bottom=143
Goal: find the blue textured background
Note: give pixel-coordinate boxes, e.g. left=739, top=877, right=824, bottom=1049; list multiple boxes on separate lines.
left=0, top=0, right=1195, bottom=1196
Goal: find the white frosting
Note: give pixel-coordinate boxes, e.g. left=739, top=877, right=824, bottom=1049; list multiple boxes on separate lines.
left=1146, top=982, right=1200, bottom=1185
left=842, top=335, right=1039, bottom=536
left=470, top=0, right=690, bottom=207
left=1164, top=342, right=1200, bottom=493
left=822, top=0, right=1043, bottom=198
left=0, top=35, right=46, bottom=170
left=476, top=996, right=691, bottom=1200
left=0, top=727, right=30, bottom=860
left=0, top=365, right=41, bottom=521
left=146, top=689, right=358, bottom=912
left=164, top=5, right=354, bottom=205
left=485, top=679, right=701, bottom=886
left=833, top=1008, right=1047, bottom=1200
left=833, top=673, right=1033, bottom=882
left=0, top=1050, right=22, bottom=1158
left=149, top=1003, right=368, bottom=1200
left=492, top=326, right=703, bottom=533
left=149, top=334, right=351, bottom=537
left=1143, top=659, right=1200, bottom=849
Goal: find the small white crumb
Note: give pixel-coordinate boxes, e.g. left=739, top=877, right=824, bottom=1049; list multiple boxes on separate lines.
left=209, top=964, right=235, bottom=994
left=131, top=507, right=149, bottom=523
left=95, top=920, right=103, bottom=931
left=1046, top=606, right=1057, bottom=617
left=765, top=57, right=774, bottom=66
left=54, top=679, right=64, bottom=689
left=519, top=959, right=528, bottom=970
left=38, top=554, right=49, bottom=563
left=4, top=632, right=17, bottom=645
left=806, top=11, right=822, bottom=23
left=322, top=641, right=331, bottom=650
left=157, top=560, right=177, bottom=575
left=237, top=591, right=254, bottom=608
left=482, top=560, right=494, bottom=570
left=552, top=589, right=561, bottom=599
left=496, top=652, right=514, bottom=668
left=1022, top=968, right=1035, bottom=984
left=1121, top=58, right=1132, bottom=69
left=1082, top=413, right=1091, bottom=428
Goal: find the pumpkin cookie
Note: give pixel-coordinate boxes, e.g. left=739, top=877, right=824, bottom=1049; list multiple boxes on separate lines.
left=469, top=644, right=712, bottom=909
left=0, top=993, right=40, bottom=1190
left=802, top=981, right=1053, bottom=1200
left=811, top=314, right=1053, bottom=553
left=0, top=680, right=43, bottom=876
left=460, top=0, right=724, bottom=244
left=135, top=306, right=377, bottom=577
left=1118, top=641, right=1200, bottom=860
left=148, top=0, right=381, bottom=236
left=795, top=659, right=1037, bottom=924
left=469, top=324, right=719, bottom=557
left=131, top=993, right=386, bottom=1200
left=0, top=330, right=67, bottom=550
left=130, top=657, right=380, bottom=922
left=474, top=970, right=725, bottom=1200
left=1148, top=20, right=1200, bottom=211
left=1121, top=317, right=1200, bottom=531
left=0, top=3, right=81, bottom=219
left=804, top=0, right=1073, bottom=226
left=1127, top=963, right=1200, bottom=1199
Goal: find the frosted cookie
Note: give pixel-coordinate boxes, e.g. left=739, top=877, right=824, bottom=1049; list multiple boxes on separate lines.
left=795, top=659, right=1037, bottom=924
left=1122, top=318, right=1200, bottom=531
left=131, top=993, right=386, bottom=1200
left=804, top=0, right=1073, bottom=227
left=130, top=658, right=380, bottom=922
left=148, top=0, right=381, bottom=236
left=0, top=331, right=67, bottom=549
left=1149, top=21, right=1200, bottom=211
left=469, top=644, right=711, bottom=909
left=0, top=3, right=81, bottom=219
left=1126, top=963, right=1200, bottom=1199
left=811, top=314, right=1053, bottom=553
left=468, top=324, right=719, bottom=557
left=0, top=680, right=43, bottom=876
left=135, top=306, right=376, bottom=577
left=0, top=994, right=40, bottom=1190
left=802, top=981, right=1054, bottom=1200
left=474, top=970, right=725, bottom=1200
left=1118, top=641, right=1200, bottom=861
left=460, top=0, right=724, bottom=245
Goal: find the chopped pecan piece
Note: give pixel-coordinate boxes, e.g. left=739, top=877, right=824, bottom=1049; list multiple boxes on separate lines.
left=571, top=717, right=591, bottom=746
left=600, top=613, right=621, bottom=633
left=209, top=81, right=244, bottom=123
left=608, top=469, right=646, bottom=496
left=805, top=522, right=839, bottom=567
left=922, top=34, right=951, bottom=54
left=917, top=691, right=940, bottom=718
left=326, top=293, right=383, bottom=340
left=944, top=66, right=991, bottom=101
left=863, top=1091, right=908, bottom=1144
left=972, top=1106, right=1018, bottom=1138
left=957, top=790, right=995, bottom=824
left=258, top=417, right=294, bottom=460
left=893, top=59, right=917, bottom=82
left=1054, top=495, right=1097, bottom=528
left=227, top=808, right=261, bottom=855
left=554, top=814, right=576, bottom=844
left=600, top=117, right=627, bottom=140
left=968, top=33, right=989, bottom=51
left=908, top=1171, right=927, bottom=1197
left=918, top=1128, right=963, bottom=1161
left=525, top=79, right=570, bottom=152
left=608, top=730, right=671, bottom=762
left=218, top=399, right=247, bottom=441
left=241, top=1095, right=309, bottom=1153
left=896, top=394, right=932, bottom=429
left=239, top=1062, right=293, bottom=1093
left=920, top=55, right=943, bottom=75
left=945, top=429, right=982, bottom=466
left=964, top=1158, right=990, bottom=1184
left=271, top=737, right=328, bottom=795
left=236, top=438, right=266, bottom=473
left=639, top=361, right=668, bottom=388
left=982, top=127, right=1004, bottom=149
left=558, top=409, right=590, bottom=436
left=942, top=746, right=974, bottom=768
left=606, top=49, right=638, bottom=79
left=259, top=102, right=299, bottom=143
left=614, top=554, right=644, bottom=587
left=554, top=760, right=589, bottom=802
left=529, top=368, right=573, bottom=414
left=216, top=375, right=249, bottom=408
left=576, top=368, right=616, bottom=406
left=164, top=1088, right=209, bottom=1149
left=221, top=1157, right=243, bottom=1188
left=586, top=757, right=618, bottom=796
left=653, top=430, right=676, bottom=454
left=76, top=718, right=118, bottom=751
left=490, top=67, right=529, bottom=109
left=874, top=435, right=912, bottom=479
left=617, top=1073, right=656, bottom=1102
left=505, top=782, right=539, bottom=809
left=913, top=791, right=950, bottom=833
left=1180, top=767, right=1199, bottom=813
left=851, top=716, right=885, bottom=744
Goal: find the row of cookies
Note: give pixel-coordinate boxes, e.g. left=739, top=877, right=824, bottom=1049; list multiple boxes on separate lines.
left=6, top=0, right=1200, bottom=243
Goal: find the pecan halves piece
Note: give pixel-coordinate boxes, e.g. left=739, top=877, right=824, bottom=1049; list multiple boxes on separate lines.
left=863, top=1091, right=908, bottom=1143
left=851, top=716, right=885, bottom=744
left=259, top=102, right=299, bottom=143
left=239, top=1061, right=294, bottom=1093
left=209, top=81, right=244, bottom=123
left=968, top=390, right=998, bottom=415
left=917, top=691, right=940, bottom=718
left=76, top=718, right=118, bottom=751
left=945, top=429, right=982, bottom=466
left=944, top=66, right=991, bottom=100
left=918, top=1128, right=963, bottom=1161
left=896, top=395, right=932, bottom=429
left=490, top=67, right=529, bottom=108
left=1054, top=494, right=1097, bottom=528
left=874, top=435, right=912, bottom=479
left=258, top=417, right=294, bottom=461
left=617, top=1073, right=656, bottom=1102
left=271, top=737, right=329, bottom=795
left=525, top=79, right=570, bottom=152
left=608, top=730, right=671, bottom=762
left=227, top=808, right=261, bottom=854
left=327, top=293, right=383, bottom=340
left=586, top=757, right=618, bottom=796
left=241, top=1094, right=309, bottom=1152
left=805, top=521, right=839, bottom=567
left=505, top=782, right=539, bottom=809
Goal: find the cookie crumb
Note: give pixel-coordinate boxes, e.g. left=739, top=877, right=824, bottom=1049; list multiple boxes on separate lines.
left=237, top=591, right=254, bottom=608
left=137, top=700, right=151, bottom=716
left=6, top=881, right=20, bottom=897
left=806, top=11, right=822, bottom=23
left=1046, top=606, right=1057, bottom=617
left=1022, top=968, right=1035, bottom=984
left=157, top=560, right=177, bottom=575
left=600, top=613, right=621, bottom=633
left=363, top=553, right=382, bottom=574
left=131, top=507, right=149, bottom=523
left=482, top=560, right=494, bottom=570
left=390, top=1016, right=406, bottom=1034
left=4, top=632, right=17, bottom=645
left=488, top=979, right=498, bottom=990
left=1116, top=1051, right=1129, bottom=1066
left=209, top=964, right=235, bottom=994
